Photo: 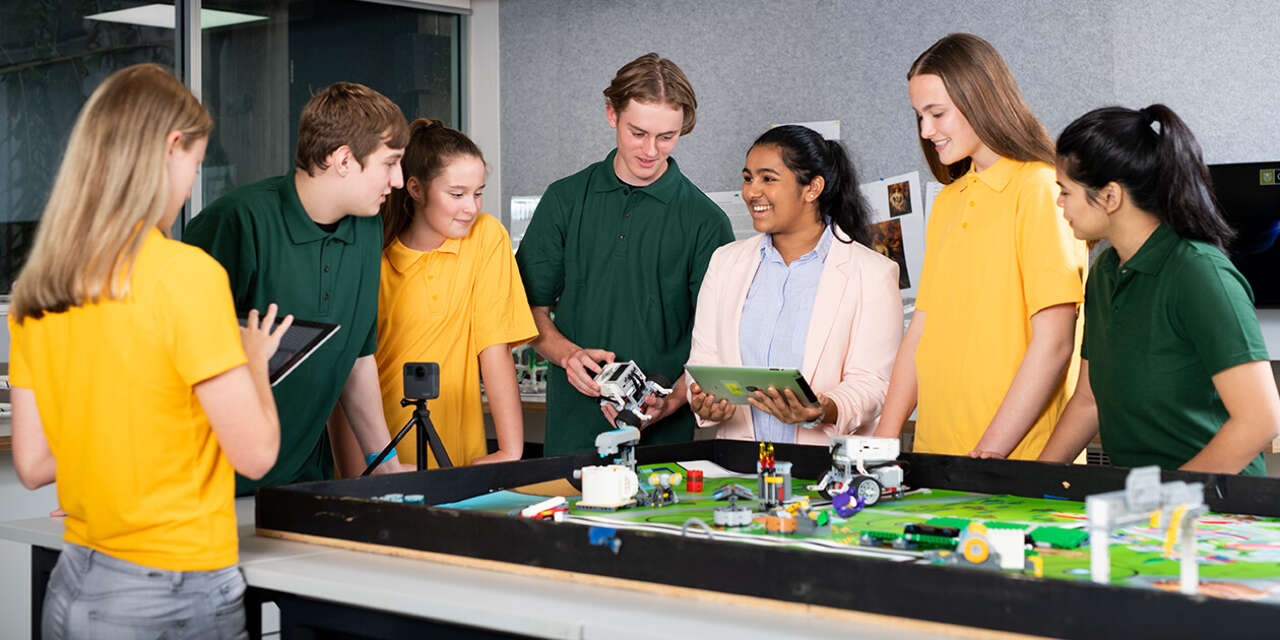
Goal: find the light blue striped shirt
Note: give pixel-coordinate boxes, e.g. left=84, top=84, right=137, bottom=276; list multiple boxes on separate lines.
left=739, top=227, right=834, bottom=443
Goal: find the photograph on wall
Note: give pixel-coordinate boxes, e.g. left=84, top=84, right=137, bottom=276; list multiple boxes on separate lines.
left=861, top=171, right=924, bottom=299
left=888, top=180, right=912, bottom=217
left=867, top=219, right=910, bottom=289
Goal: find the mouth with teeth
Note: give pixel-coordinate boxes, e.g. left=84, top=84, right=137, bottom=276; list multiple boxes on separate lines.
left=932, top=137, right=951, bottom=154
left=750, top=202, right=773, bottom=218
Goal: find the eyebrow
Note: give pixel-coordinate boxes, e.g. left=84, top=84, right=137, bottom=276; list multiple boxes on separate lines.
left=628, top=124, right=679, bottom=137
left=743, top=167, right=780, bottom=176
left=914, top=103, right=946, bottom=114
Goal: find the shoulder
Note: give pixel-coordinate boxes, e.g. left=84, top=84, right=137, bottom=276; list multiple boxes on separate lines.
left=1168, top=238, right=1243, bottom=286
left=710, top=234, right=762, bottom=264
left=143, top=235, right=231, bottom=289
left=468, top=212, right=515, bottom=248
left=200, top=175, right=288, bottom=218
left=543, top=161, right=605, bottom=198
left=841, top=239, right=898, bottom=271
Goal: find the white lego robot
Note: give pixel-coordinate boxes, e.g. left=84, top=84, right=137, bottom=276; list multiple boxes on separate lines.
left=810, top=436, right=905, bottom=506
left=594, top=360, right=673, bottom=430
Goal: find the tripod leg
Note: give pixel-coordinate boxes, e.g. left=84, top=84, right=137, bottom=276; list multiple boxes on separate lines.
left=416, top=409, right=453, bottom=469
left=362, top=416, right=417, bottom=476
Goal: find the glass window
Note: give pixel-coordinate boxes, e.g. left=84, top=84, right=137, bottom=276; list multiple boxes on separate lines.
left=0, top=0, right=462, bottom=295
left=199, top=0, right=461, bottom=205
left=0, top=1, right=176, bottom=293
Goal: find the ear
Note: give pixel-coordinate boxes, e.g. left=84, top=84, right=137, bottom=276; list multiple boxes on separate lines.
left=406, top=176, right=426, bottom=203
left=1099, top=182, right=1124, bottom=214
left=605, top=103, right=619, bottom=129
left=805, top=175, right=826, bottom=203
left=329, top=145, right=354, bottom=177
left=164, top=130, right=183, bottom=156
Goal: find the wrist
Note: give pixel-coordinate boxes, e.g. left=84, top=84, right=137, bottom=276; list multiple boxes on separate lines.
left=366, top=448, right=396, bottom=465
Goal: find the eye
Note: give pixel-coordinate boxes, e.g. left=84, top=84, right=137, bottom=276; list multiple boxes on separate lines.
left=930, top=111, right=944, bottom=119
left=661, top=135, right=674, bottom=141
left=450, top=192, right=464, bottom=198
left=763, top=176, right=777, bottom=183
left=742, top=175, right=752, bottom=183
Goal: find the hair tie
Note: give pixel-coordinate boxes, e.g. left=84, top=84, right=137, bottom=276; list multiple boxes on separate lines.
left=425, top=120, right=443, bottom=131
left=1138, top=107, right=1161, bottom=134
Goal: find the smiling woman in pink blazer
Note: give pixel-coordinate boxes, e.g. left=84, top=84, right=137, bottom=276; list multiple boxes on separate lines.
left=686, top=126, right=904, bottom=444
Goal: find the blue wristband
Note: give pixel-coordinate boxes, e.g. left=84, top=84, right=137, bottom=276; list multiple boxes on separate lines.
left=366, top=449, right=396, bottom=465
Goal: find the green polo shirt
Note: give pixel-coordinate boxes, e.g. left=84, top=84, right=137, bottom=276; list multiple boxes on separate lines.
left=1084, top=223, right=1269, bottom=475
left=184, top=173, right=382, bottom=492
left=517, top=150, right=733, bottom=455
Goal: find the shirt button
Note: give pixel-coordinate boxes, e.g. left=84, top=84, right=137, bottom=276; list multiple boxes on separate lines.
left=968, top=201, right=975, bottom=207
left=323, top=293, right=329, bottom=301
left=427, top=275, right=434, bottom=280
left=624, top=213, right=631, bottom=218
left=961, top=222, right=968, bottom=229
left=323, top=265, right=329, bottom=272
left=618, top=234, right=626, bottom=240
left=432, top=295, right=438, bottom=301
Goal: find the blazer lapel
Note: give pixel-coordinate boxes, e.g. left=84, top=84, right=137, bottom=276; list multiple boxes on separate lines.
left=801, top=240, right=853, bottom=377
left=725, top=236, right=764, bottom=366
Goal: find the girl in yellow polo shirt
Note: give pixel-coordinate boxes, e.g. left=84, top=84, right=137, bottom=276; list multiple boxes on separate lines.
left=346, top=118, right=536, bottom=469
left=8, top=64, right=288, bottom=638
left=875, top=33, right=1088, bottom=460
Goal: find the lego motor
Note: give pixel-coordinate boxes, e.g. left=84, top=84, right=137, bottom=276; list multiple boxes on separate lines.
left=594, top=360, right=674, bottom=430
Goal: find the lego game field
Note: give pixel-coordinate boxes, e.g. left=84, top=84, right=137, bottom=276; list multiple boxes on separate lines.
left=440, top=460, right=1280, bottom=603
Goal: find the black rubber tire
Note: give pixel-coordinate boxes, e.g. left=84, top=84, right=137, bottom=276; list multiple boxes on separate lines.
left=616, top=411, right=643, bottom=429
left=648, top=372, right=673, bottom=389
left=853, top=475, right=883, bottom=507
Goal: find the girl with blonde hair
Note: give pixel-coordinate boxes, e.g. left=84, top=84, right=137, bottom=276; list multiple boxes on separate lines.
left=9, top=63, right=289, bottom=638
left=875, top=34, right=1088, bottom=460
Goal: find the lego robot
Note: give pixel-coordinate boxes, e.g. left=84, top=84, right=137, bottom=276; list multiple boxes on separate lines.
left=810, top=436, right=905, bottom=506
left=594, top=360, right=673, bottom=430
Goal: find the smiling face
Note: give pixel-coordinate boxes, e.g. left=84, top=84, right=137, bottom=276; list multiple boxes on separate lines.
left=742, top=144, right=823, bottom=236
left=607, top=98, right=683, bottom=186
left=1056, top=168, right=1112, bottom=242
left=161, top=133, right=208, bottom=229
left=346, top=139, right=405, bottom=217
left=909, top=73, right=996, bottom=171
left=410, top=154, right=485, bottom=248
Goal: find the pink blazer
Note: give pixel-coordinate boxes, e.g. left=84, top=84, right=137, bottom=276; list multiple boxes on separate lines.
left=686, top=233, right=904, bottom=444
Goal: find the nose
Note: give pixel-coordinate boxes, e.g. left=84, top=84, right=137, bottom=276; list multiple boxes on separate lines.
left=644, top=136, right=658, bottom=157
left=390, top=163, right=404, bottom=189
left=919, top=117, right=935, bottom=140
left=742, top=177, right=759, bottom=199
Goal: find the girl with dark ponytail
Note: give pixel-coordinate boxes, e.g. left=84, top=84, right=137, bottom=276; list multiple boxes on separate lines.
left=331, top=118, right=537, bottom=471
left=1039, top=105, right=1280, bottom=474
left=684, top=125, right=904, bottom=443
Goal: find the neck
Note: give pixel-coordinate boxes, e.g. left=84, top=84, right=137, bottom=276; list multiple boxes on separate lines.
left=772, top=218, right=826, bottom=265
left=294, top=169, right=348, bottom=225
left=970, top=145, right=1001, bottom=173
left=613, top=153, right=668, bottom=187
left=399, top=209, right=446, bottom=252
left=1109, top=207, right=1162, bottom=265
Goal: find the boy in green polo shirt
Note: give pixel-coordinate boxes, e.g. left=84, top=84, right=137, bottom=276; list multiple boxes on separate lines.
left=516, top=53, right=734, bottom=456
left=185, top=82, right=410, bottom=492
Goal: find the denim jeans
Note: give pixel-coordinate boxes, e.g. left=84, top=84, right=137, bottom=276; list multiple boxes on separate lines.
left=42, top=542, right=248, bottom=640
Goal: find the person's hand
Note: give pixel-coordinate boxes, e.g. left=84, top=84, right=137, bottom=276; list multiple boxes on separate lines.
left=747, top=387, right=824, bottom=425
left=639, top=392, right=681, bottom=426
left=560, top=348, right=614, bottom=396
left=369, top=458, right=410, bottom=474
left=968, top=449, right=1006, bottom=460
left=240, top=303, right=293, bottom=364
left=689, top=383, right=734, bottom=423
left=600, top=402, right=620, bottom=426
left=50, top=507, right=66, bottom=518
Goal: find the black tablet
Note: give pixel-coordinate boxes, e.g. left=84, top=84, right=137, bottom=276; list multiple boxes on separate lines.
left=237, top=315, right=340, bottom=386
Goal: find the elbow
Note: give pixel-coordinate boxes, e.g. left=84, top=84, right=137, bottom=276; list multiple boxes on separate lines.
left=15, top=460, right=54, bottom=490
left=235, top=438, right=280, bottom=481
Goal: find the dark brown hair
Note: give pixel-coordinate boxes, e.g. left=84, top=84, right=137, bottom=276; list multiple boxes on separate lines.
left=603, top=53, right=697, bottom=135
left=908, top=33, right=1054, bottom=183
left=294, top=82, right=410, bottom=175
left=381, top=118, right=485, bottom=248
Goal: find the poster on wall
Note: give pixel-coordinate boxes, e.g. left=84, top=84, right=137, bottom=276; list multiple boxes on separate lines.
left=860, top=171, right=925, bottom=301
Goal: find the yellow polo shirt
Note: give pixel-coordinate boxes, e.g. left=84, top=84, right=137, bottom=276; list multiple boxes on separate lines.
left=376, top=213, right=537, bottom=467
left=8, top=229, right=246, bottom=570
left=913, top=158, right=1087, bottom=459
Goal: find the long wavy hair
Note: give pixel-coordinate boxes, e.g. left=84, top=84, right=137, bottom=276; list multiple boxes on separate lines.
left=909, top=33, right=1054, bottom=183
left=11, top=63, right=212, bottom=322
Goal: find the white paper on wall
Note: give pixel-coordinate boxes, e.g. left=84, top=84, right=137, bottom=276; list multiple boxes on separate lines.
left=706, top=190, right=757, bottom=241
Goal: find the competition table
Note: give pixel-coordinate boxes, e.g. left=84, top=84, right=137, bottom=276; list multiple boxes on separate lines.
left=0, top=498, right=1036, bottom=639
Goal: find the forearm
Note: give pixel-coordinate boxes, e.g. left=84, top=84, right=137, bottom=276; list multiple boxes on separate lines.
left=874, top=313, right=923, bottom=437
left=245, top=354, right=280, bottom=450
left=975, top=305, right=1076, bottom=456
left=1038, top=387, right=1098, bottom=463
left=339, top=355, right=398, bottom=458
left=11, top=388, right=56, bottom=489
left=475, top=344, right=523, bottom=463
left=975, top=336, right=1073, bottom=456
left=327, top=405, right=368, bottom=478
left=529, top=306, right=579, bottom=368
left=1180, top=417, right=1277, bottom=474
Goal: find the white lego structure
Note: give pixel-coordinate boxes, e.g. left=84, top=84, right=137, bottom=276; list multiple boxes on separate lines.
left=811, top=436, right=905, bottom=506
left=575, top=465, right=640, bottom=510
left=1086, top=466, right=1206, bottom=595
left=594, top=361, right=673, bottom=429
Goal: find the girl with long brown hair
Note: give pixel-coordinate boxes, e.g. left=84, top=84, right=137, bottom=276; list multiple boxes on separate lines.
left=875, top=34, right=1088, bottom=460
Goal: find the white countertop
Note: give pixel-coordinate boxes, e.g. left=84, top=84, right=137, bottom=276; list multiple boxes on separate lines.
left=0, top=498, right=1021, bottom=639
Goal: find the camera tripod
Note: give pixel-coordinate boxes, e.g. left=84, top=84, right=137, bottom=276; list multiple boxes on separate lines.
left=361, top=396, right=452, bottom=475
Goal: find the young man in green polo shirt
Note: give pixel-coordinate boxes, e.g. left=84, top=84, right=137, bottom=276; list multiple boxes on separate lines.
left=185, top=82, right=410, bottom=492
left=516, top=53, right=734, bottom=456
